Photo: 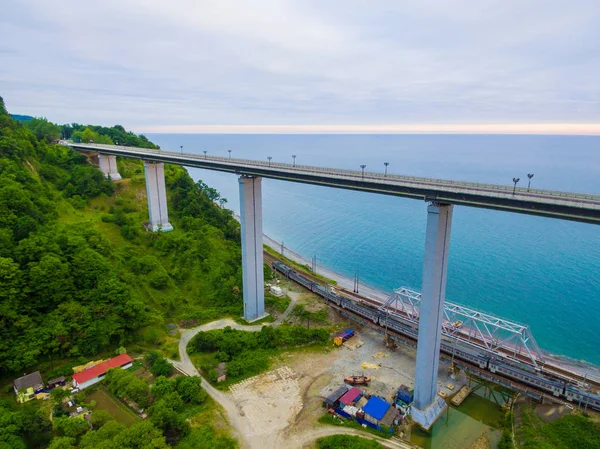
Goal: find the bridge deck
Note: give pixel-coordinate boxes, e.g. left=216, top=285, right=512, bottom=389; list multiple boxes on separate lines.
left=69, top=143, right=600, bottom=224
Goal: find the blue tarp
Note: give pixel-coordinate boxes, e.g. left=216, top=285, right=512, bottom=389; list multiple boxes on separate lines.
left=338, top=329, right=355, bottom=340
left=362, top=396, right=390, bottom=421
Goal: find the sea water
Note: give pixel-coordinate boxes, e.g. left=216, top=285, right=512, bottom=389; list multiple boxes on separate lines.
left=147, top=134, right=600, bottom=366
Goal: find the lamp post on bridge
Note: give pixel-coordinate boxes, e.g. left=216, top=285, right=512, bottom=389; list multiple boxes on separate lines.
left=268, top=156, right=272, bottom=167
left=228, top=149, right=232, bottom=159
left=384, top=162, right=389, bottom=177
left=360, top=164, right=367, bottom=181
left=180, top=145, right=183, bottom=154
left=203, top=150, right=207, bottom=159
left=527, top=173, right=534, bottom=191
left=292, top=155, right=297, bottom=167
left=512, top=177, right=520, bottom=196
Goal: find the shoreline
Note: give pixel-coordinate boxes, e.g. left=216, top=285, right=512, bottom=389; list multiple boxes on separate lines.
left=261, top=233, right=600, bottom=378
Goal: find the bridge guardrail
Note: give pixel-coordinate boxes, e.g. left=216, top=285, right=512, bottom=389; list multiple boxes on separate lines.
left=70, top=143, right=600, bottom=207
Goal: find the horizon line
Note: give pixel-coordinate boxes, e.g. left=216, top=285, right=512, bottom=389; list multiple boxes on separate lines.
left=139, top=123, right=600, bottom=135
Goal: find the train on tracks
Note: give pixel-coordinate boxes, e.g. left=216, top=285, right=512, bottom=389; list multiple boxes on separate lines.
left=272, top=260, right=600, bottom=412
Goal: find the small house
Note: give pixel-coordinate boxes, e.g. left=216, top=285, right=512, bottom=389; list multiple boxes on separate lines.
left=396, top=385, right=413, bottom=405
left=72, top=353, right=133, bottom=390
left=380, top=406, right=399, bottom=427
left=48, top=376, right=66, bottom=389
left=323, top=386, right=348, bottom=408
left=362, top=396, right=391, bottom=426
left=217, top=363, right=227, bottom=383
left=14, top=372, right=44, bottom=403
left=339, top=387, right=361, bottom=407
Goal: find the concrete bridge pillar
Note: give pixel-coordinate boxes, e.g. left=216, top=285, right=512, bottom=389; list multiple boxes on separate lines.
left=239, top=176, right=266, bottom=321
left=144, top=161, right=173, bottom=232
left=411, top=202, right=453, bottom=429
left=98, top=154, right=122, bottom=180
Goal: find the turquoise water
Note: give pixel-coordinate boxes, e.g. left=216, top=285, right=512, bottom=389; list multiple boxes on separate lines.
left=147, top=134, right=600, bottom=366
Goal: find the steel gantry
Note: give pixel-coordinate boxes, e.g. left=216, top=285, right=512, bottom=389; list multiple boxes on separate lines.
left=379, top=287, right=545, bottom=368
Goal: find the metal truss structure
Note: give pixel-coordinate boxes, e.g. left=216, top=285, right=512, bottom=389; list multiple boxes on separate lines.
left=380, top=287, right=545, bottom=368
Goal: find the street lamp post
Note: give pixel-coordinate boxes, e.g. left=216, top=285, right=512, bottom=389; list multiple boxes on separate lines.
left=228, top=149, right=232, bottom=159
left=360, top=164, right=366, bottom=181
left=203, top=150, right=207, bottom=159
left=527, top=173, right=534, bottom=190
left=292, top=155, right=297, bottom=167
left=512, top=177, right=520, bottom=195
left=267, top=156, right=272, bottom=167
left=180, top=145, right=183, bottom=154
left=384, top=162, right=389, bottom=177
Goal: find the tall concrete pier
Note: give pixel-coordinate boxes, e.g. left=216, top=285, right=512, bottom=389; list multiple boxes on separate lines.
left=98, top=154, right=122, bottom=180
left=238, top=176, right=266, bottom=321
left=411, top=203, right=454, bottom=429
left=144, top=161, right=173, bottom=232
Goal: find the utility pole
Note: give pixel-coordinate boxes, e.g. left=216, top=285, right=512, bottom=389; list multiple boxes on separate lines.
left=384, top=162, right=389, bottom=176
left=280, top=241, right=284, bottom=256
left=360, top=164, right=366, bottom=181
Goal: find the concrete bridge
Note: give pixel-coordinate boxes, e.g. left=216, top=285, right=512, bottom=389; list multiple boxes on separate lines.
left=69, top=142, right=600, bottom=430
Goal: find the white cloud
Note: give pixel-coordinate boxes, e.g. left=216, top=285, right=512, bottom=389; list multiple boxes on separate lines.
left=1, top=0, right=599, bottom=130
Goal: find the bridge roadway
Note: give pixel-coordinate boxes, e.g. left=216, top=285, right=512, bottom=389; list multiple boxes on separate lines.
left=69, top=143, right=600, bottom=225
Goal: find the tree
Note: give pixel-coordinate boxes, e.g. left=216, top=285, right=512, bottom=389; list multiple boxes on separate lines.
left=23, top=117, right=61, bottom=142
left=51, top=388, right=70, bottom=407
left=47, top=437, right=76, bottom=449
left=149, top=397, right=189, bottom=443
left=150, top=376, right=175, bottom=398
left=146, top=352, right=174, bottom=377
left=53, top=417, right=90, bottom=439
left=90, top=410, right=114, bottom=429
left=175, top=376, right=206, bottom=404
left=0, top=403, right=26, bottom=449
left=177, top=426, right=237, bottom=449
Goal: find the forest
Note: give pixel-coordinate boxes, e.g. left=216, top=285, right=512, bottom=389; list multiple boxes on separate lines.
left=0, top=95, right=246, bottom=448
left=0, top=96, right=243, bottom=375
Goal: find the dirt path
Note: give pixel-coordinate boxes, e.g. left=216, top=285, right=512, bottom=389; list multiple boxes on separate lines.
left=274, top=291, right=300, bottom=325
left=171, top=318, right=263, bottom=377
left=168, top=319, right=267, bottom=448
left=169, top=317, right=416, bottom=449
left=289, top=427, right=416, bottom=448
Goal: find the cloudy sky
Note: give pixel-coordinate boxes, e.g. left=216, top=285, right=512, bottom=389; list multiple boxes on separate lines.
left=2, top=0, right=600, bottom=133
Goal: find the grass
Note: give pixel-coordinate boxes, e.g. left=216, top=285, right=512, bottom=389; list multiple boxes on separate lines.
left=316, top=434, right=383, bottom=449
left=287, top=304, right=329, bottom=326
left=87, top=388, right=140, bottom=427
left=515, top=404, right=600, bottom=449
left=318, top=413, right=393, bottom=439
left=264, top=246, right=337, bottom=285
left=191, top=337, right=331, bottom=391
left=264, top=292, right=291, bottom=314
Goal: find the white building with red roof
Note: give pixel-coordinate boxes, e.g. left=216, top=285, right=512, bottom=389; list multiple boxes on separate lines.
left=72, top=354, right=133, bottom=390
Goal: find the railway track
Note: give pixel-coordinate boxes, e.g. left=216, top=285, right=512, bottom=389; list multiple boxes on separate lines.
left=265, top=250, right=600, bottom=393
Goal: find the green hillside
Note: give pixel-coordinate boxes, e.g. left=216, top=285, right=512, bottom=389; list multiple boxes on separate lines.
left=0, top=95, right=243, bottom=376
